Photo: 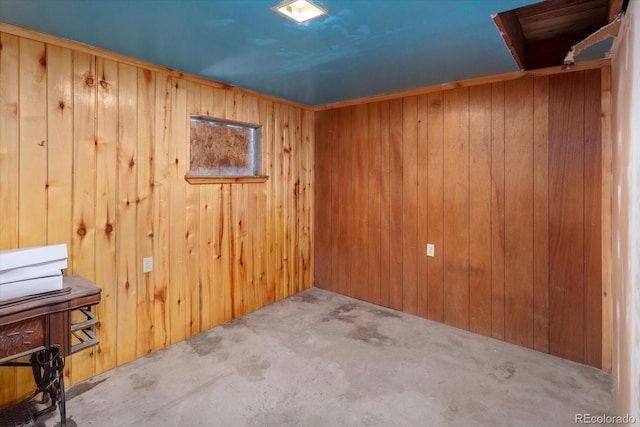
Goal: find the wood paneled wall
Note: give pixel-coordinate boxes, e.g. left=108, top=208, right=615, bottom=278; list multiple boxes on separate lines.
left=315, top=69, right=604, bottom=367
left=0, top=30, right=314, bottom=406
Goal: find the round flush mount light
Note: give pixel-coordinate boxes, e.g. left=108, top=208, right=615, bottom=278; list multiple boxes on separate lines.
left=272, top=0, right=327, bottom=24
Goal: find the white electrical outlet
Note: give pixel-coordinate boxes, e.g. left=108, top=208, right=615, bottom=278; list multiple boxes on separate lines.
left=143, top=257, right=153, bottom=273
left=426, top=244, right=435, bottom=257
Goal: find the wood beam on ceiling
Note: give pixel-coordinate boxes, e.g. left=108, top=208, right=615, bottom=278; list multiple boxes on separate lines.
left=492, top=10, right=527, bottom=71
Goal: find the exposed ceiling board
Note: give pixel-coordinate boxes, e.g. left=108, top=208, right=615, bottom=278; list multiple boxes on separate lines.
left=0, top=0, right=614, bottom=106
left=493, top=0, right=619, bottom=71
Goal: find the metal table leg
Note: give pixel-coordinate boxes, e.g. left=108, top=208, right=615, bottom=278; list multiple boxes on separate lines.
left=30, top=346, right=66, bottom=426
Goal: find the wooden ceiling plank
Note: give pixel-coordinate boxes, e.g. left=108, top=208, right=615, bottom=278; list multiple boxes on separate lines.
left=522, top=9, right=609, bottom=41
left=520, top=6, right=608, bottom=30
left=493, top=10, right=527, bottom=71
left=608, top=0, right=624, bottom=22
left=515, top=0, right=608, bottom=20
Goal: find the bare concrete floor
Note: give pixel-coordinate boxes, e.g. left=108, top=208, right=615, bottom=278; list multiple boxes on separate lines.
left=40, top=288, right=613, bottom=427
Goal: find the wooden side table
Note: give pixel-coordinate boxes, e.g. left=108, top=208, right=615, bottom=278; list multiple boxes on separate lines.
left=0, top=275, right=101, bottom=427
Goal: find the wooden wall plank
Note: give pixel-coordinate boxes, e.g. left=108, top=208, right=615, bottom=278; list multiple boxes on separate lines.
left=533, top=76, right=550, bottom=353
left=272, top=102, right=285, bottom=303
left=285, top=104, right=295, bottom=299
left=379, top=102, right=391, bottom=308
left=416, top=95, right=429, bottom=318
left=185, top=82, right=206, bottom=330
left=220, top=181, right=233, bottom=321
left=335, top=107, right=352, bottom=297
left=426, top=93, right=444, bottom=322
left=239, top=94, right=254, bottom=310
left=368, top=102, right=382, bottom=306
left=136, top=68, right=156, bottom=356
left=185, top=81, right=201, bottom=334
left=254, top=102, right=270, bottom=304
left=251, top=92, right=263, bottom=297
left=95, top=57, right=119, bottom=370
left=490, top=82, right=506, bottom=340
left=46, top=45, right=73, bottom=249
left=402, top=96, right=419, bottom=315
left=287, top=104, right=299, bottom=298
left=116, top=62, right=138, bottom=365
left=230, top=93, right=248, bottom=316
left=290, top=105, right=299, bottom=297
left=327, top=109, right=340, bottom=296
left=152, top=73, right=171, bottom=350
left=584, top=68, right=602, bottom=368
left=273, top=103, right=286, bottom=298
left=18, top=38, right=47, bottom=247
left=469, top=84, right=492, bottom=336
left=184, top=81, right=200, bottom=336
left=504, top=78, right=534, bottom=348
left=388, top=99, right=403, bottom=311
left=300, top=110, right=315, bottom=291
left=45, top=44, right=75, bottom=389
left=259, top=98, right=277, bottom=308
left=279, top=103, right=291, bottom=301
left=168, top=77, right=188, bottom=343
left=19, top=37, right=47, bottom=399
left=69, top=51, right=98, bottom=384
left=600, top=66, right=612, bottom=372
left=549, top=72, right=586, bottom=363
left=212, top=87, right=232, bottom=324
left=0, top=31, right=20, bottom=406
left=442, top=88, right=470, bottom=330
left=351, top=104, right=369, bottom=301
left=314, top=110, right=332, bottom=291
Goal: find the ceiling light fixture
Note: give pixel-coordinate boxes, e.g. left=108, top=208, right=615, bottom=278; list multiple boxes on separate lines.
left=272, top=0, right=327, bottom=24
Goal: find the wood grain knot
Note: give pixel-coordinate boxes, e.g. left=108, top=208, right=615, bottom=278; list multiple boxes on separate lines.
left=105, top=223, right=114, bottom=234
left=100, top=79, right=109, bottom=90
left=85, top=75, right=95, bottom=86
left=59, top=101, right=65, bottom=110
left=39, top=54, right=47, bottom=68
left=38, top=140, right=46, bottom=147
left=129, top=158, right=135, bottom=168
left=430, top=99, right=442, bottom=108
left=77, top=225, right=87, bottom=236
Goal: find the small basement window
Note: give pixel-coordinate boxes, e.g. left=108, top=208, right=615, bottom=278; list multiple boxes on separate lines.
left=185, top=115, right=268, bottom=184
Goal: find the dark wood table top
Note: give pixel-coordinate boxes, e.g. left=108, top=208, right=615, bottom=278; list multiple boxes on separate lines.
left=0, top=275, right=101, bottom=326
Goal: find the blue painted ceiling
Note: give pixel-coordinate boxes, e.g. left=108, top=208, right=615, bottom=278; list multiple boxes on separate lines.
left=0, top=0, right=608, bottom=106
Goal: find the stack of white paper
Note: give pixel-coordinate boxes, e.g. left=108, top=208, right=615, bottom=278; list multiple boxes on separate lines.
left=0, top=244, right=68, bottom=301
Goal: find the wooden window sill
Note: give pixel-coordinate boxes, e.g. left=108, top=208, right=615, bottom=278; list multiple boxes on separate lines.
left=184, top=175, right=269, bottom=184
